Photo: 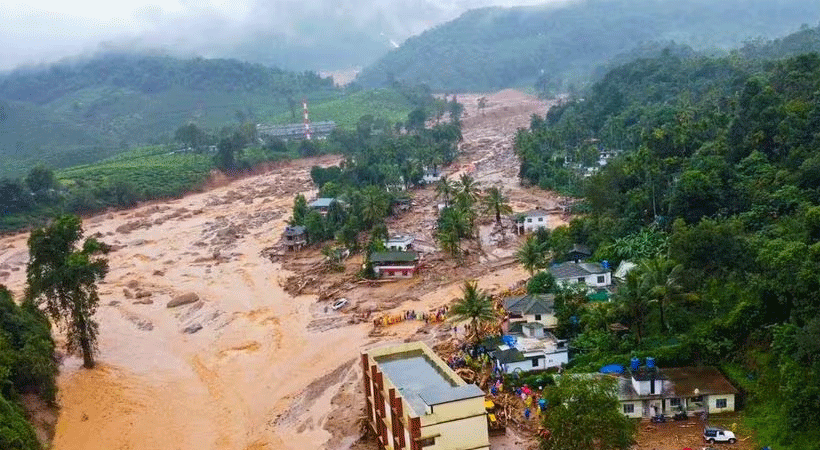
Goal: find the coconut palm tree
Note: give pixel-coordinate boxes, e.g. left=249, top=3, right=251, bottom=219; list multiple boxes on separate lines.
left=613, top=270, right=650, bottom=344
left=435, top=176, right=455, bottom=205
left=449, top=280, right=496, bottom=343
left=361, top=186, right=388, bottom=227
left=516, top=236, right=546, bottom=276
left=640, top=256, right=691, bottom=335
left=436, top=206, right=471, bottom=261
left=454, top=173, right=479, bottom=208
left=483, top=186, right=513, bottom=225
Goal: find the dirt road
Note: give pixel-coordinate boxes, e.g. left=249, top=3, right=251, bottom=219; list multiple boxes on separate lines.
left=0, top=90, right=554, bottom=450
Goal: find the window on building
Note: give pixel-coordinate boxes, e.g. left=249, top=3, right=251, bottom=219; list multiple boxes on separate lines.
left=527, top=218, right=532, bottom=223
left=623, top=404, right=634, bottom=414
left=402, top=271, right=408, bottom=276
left=538, top=217, right=543, bottom=222
left=418, top=437, right=436, bottom=447
left=532, top=357, right=539, bottom=367
left=669, top=398, right=681, bottom=407
left=597, top=275, right=605, bottom=283
left=716, top=398, right=727, bottom=408
left=534, top=314, right=542, bottom=321
left=577, top=277, right=585, bottom=283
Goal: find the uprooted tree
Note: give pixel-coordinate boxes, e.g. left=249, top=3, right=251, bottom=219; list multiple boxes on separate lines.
left=26, top=215, right=109, bottom=369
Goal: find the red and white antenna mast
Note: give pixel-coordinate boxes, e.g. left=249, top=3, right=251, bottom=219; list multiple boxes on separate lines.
left=302, top=98, right=312, bottom=140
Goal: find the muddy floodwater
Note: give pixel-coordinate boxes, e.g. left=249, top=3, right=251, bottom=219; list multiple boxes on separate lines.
left=0, top=90, right=554, bottom=450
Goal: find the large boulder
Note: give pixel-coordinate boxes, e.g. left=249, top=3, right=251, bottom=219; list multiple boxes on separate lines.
left=167, top=292, right=200, bottom=308
left=182, top=323, right=202, bottom=334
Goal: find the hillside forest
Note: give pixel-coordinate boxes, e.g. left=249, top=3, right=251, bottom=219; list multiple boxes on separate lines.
left=0, top=82, right=442, bottom=233
left=357, top=0, right=820, bottom=93
left=514, top=44, right=820, bottom=448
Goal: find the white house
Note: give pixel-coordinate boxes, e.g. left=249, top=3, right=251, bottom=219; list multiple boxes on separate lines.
left=422, top=167, right=443, bottom=184
left=517, top=209, right=550, bottom=233
left=491, top=325, right=568, bottom=374
left=503, top=294, right=557, bottom=328
left=549, top=261, right=611, bottom=289
left=384, top=235, right=415, bottom=252
left=613, top=362, right=738, bottom=418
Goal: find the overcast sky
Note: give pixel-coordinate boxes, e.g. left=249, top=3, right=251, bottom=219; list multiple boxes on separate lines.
left=0, top=0, right=561, bottom=71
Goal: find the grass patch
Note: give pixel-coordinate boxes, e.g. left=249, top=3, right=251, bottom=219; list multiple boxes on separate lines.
left=267, top=88, right=415, bottom=129
left=58, top=146, right=213, bottom=199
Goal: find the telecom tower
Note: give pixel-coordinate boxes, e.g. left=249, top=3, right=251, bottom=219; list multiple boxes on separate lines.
left=302, top=99, right=312, bottom=140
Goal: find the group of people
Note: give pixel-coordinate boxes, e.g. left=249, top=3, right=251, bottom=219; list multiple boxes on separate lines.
left=373, top=306, right=450, bottom=328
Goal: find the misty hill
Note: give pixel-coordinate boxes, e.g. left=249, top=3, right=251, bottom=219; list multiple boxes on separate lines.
left=0, top=54, right=339, bottom=177
left=356, top=0, right=820, bottom=92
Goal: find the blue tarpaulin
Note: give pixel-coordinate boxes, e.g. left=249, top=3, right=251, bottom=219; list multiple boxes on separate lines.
left=600, top=364, right=625, bottom=374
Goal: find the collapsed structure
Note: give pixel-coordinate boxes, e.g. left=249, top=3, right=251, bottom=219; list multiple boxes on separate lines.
left=362, top=342, right=490, bottom=450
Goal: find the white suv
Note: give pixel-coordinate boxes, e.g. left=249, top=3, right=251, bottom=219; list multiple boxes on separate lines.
left=703, top=426, right=737, bottom=444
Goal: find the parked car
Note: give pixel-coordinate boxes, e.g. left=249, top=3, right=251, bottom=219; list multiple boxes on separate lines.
left=704, top=426, right=737, bottom=444
left=332, top=298, right=348, bottom=310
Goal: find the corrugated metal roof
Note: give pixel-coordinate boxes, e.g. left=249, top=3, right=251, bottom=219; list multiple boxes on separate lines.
left=369, top=251, right=419, bottom=263
left=549, top=261, right=608, bottom=279
left=503, top=294, right=555, bottom=315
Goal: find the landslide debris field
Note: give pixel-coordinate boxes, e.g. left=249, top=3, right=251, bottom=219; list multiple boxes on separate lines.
left=0, top=90, right=561, bottom=450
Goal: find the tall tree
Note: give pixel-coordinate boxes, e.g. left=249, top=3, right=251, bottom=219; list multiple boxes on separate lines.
left=483, top=186, right=513, bottom=225
left=640, top=257, right=690, bottom=335
left=361, top=186, right=389, bottom=228
left=540, top=375, right=635, bottom=450
left=25, top=215, right=109, bottom=369
left=454, top=173, right=479, bottom=209
left=613, top=270, right=649, bottom=344
left=449, top=280, right=496, bottom=343
left=436, top=206, right=469, bottom=260
left=434, top=175, right=455, bottom=205
left=516, top=236, right=546, bottom=276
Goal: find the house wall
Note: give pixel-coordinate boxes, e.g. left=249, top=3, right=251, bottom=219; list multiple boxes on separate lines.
left=386, top=242, right=412, bottom=252
left=524, top=313, right=557, bottom=328
left=706, top=394, right=735, bottom=413
left=421, top=414, right=489, bottom=450
left=584, top=272, right=611, bottom=287
left=499, top=350, right=567, bottom=374
left=523, top=215, right=549, bottom=233
left=544, top=350, right=568, bottom=368
left=620, top=400, right=643, bottom=419
left=374, top=265, right=418, bottom=278
left=631, top=378, right=665, bottom=396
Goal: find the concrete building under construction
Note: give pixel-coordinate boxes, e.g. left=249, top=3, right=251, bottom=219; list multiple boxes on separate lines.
left=362, top=342, right=490, bottom=450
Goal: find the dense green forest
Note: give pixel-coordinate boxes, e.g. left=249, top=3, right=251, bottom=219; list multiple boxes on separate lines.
left=515, top=44, right=820, bottom=448
left=0, top=286, right=57, bottom=450
left=357, top=0, right=820, bottom=92
left=0, top=54, right=342, bottom=178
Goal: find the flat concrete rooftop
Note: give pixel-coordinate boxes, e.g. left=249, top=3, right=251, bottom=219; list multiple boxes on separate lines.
left=375, top=349, right=483, bottom=415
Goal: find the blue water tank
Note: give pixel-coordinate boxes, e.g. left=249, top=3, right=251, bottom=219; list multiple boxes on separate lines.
left=646, top=357, right=656, bottom=369
left=602, top=260, right=610, bottom=269
left=630, top=357, right=640, bottom=372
